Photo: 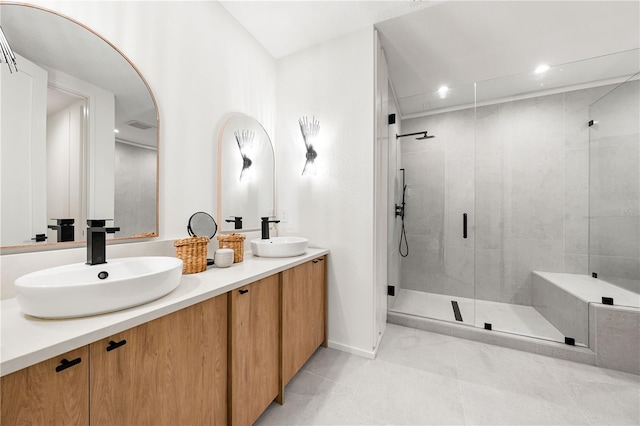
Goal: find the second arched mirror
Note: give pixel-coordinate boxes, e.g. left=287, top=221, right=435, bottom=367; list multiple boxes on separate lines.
left=218, top=114, right=275, bottom=232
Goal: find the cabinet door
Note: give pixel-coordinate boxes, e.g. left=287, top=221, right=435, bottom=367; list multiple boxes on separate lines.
left=228, top=274, right=280, bottom=426
left=282, top=256, right=327, bottom=386
left=90, top=294, right=227, bottom=426
left=1, top=346, right=88, bottom=426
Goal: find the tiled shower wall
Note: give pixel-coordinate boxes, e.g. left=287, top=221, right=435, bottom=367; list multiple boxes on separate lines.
left=400, top=84, right=616, bottom=306
left=114, top=142, right=157, bottom=238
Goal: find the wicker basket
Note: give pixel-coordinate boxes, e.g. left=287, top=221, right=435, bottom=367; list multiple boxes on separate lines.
left=174, top=236, right=210, bottom=274
left=217, top=233, right=245, bottom=263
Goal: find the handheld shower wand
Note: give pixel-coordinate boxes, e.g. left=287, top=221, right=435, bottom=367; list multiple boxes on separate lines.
left=396, top=169, right=409, bottom=257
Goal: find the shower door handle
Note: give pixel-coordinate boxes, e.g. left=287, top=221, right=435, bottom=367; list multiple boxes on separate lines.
left=463, top=213, right=468, bottom=239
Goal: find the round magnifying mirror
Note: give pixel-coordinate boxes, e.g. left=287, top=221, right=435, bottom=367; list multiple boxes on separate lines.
left=187, top=212, right=217, bottom=266
left=188, top=212, right=218, bottom=238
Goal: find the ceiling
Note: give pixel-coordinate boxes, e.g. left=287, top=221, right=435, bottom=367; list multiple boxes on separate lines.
left=219, top=0, right=442, bottom=59
left=221, top=1, right=640, bottom=116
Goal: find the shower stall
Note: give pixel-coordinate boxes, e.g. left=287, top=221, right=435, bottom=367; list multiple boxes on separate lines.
left=387, top=50, right=640, bottom=349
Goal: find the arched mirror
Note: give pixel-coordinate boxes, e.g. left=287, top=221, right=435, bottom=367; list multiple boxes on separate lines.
left=0, top=3, right=158, bottom=249
left=218, top=114, right=275, bottom=231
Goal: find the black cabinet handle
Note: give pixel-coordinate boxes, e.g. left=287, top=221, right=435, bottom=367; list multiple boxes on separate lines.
left=55, top=357, right=81, bottom=372
left=463, top=213, right=468, bottom=239
left=106, top=339, right=127, bottom=352
left=239, top=289, right=249, bottom=295
left=312, top=257, right=324, bottom=264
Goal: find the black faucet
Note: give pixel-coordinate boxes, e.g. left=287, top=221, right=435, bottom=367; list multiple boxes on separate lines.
left=86, top=220, right=120, bottom=265
left=225, top=216, right=243, bottom=230
left=261, top=217, right=280, bottom=240
left=48, top=218, right=75, bottom=242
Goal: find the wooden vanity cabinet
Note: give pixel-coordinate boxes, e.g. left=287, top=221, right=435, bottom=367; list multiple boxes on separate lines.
left=1, top=255, right=328, bottom=426
left=1, top=346, right=89, bottom=426
left=282, top=256, right=327, bottom=387
left=90, top=293, right=227, bottom=426
left=228, top=274, right=280, bottom=426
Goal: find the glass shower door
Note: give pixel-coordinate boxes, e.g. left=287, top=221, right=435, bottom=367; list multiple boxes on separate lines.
left=390, top=83, right=476, bottom=327
left=474, top=69, right=578, bottom=343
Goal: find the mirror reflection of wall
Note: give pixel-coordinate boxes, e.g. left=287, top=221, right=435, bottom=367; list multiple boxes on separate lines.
left=0, top=4, right=159, bottom=249
left=218, top=114, right=275, bottom=232
left=46, top=86, right=86, bottom=242
left=114, top=141, right=157, bottom=238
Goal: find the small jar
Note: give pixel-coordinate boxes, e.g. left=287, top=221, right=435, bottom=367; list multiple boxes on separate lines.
left=214, top=248, right=234, bottom=268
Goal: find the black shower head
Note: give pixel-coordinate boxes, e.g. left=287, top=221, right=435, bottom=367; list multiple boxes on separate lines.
left=396, top=130, right=436, bottom=140
left=415, top=132, right=435, bottom=140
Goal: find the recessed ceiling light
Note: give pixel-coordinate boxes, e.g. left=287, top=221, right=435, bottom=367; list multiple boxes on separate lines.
left=535, top=64, right=550, bottom=74
left=114, top=129, right=120, bottom=133
left=438, top=86, right=449, bottom=94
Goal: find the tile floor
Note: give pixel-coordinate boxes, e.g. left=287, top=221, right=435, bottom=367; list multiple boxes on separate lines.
left=256, top=323, right=640, bottom=425
left=391, top=289, right=569, bottom=344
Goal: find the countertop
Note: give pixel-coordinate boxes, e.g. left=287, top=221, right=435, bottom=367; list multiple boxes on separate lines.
left=1, top=248, right=328, bottom=377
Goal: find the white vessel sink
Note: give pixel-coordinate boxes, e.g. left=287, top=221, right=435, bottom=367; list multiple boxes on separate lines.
left=251, top=237, right=308, bottom=258
left=15, top=256, right=183, bottom=319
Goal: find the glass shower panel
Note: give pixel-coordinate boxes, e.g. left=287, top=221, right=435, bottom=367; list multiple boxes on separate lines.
left=589, top=75, right=640, bottom=302
left=389, top=83, right=476, bottom=327
left=475, top=68, right=577, bottom=344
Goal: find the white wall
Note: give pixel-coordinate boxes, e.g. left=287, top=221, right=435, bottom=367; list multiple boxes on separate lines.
left=2, top=1, right=277, bottom=298
left=275, top=28, right=377, bottom=357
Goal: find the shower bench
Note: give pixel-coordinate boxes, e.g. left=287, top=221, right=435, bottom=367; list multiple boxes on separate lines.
left=533, top=272, right=640, bottom=375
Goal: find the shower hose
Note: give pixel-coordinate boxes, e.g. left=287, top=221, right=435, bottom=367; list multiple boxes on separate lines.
left=399, top=216, right=408, bottom=257
left=398, top=215, right=409, bottom=257
left=399, top=182, right=408, bottom=257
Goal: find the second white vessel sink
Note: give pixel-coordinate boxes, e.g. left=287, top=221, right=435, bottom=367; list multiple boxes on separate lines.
left=251, top=237, right=308, bottom=258
left=15, top=256, right=183, bottom=319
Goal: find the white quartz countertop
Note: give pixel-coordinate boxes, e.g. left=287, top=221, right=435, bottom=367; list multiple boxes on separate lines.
left=1, top=248, right=328, bottom=377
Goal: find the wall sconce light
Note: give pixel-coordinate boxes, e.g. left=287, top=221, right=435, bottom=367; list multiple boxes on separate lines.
left=298, top=116, right=320, bottom=175
left=234, top=130, right=255, bottom=181
left=0, top=25, right=18, bottom=73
